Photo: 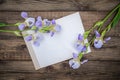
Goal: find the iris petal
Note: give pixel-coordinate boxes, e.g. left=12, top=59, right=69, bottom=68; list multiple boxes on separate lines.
left=21, top=12, right=28, bottom=19
left=18, top=24, right=25, bottom=31
left=25, top=18, right=35, bottom=27
left=78, top=34, right=84, bottom=41
left=35, top=20, right=42, bottom=28
left=94, top=39, right=103, bottom=48
left=81, top=59, right=88, bottom=64
left=37, top=16, right=42, bottom=21
left=95, top=30, right=100, bottom=37
left=24, top=35, right=32, bottom=41
left=104, top=37, right=111, bottom=43
left=51, top=19, right=56, bottom=25
left=33, top=40, right=40, bottom=46
left=73, top=53, right=78, bottom=59
left=54, top=24, right=61, bottom=32
left=69, top=59, right=80, bottom=69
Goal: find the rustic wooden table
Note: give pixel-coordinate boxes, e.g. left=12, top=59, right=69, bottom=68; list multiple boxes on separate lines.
left=0, top=0, right=120, bottom=80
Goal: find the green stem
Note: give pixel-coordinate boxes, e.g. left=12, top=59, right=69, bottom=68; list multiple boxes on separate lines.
left=103, top=3, right=120, bottom=22
left=78, top=53, right=83, bottom=60
left=0, top=30, right=19, bottom=33
left=5, top=24, right=17, bottom=27
left=89, top=4, right=120, bottom=45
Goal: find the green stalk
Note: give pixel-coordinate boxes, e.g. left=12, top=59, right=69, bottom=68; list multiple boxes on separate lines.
left=102, top=4, right=120, bottom=22
left=0, top=30, right=15, bottom=33
left=89, top=4, right=120, bottom=45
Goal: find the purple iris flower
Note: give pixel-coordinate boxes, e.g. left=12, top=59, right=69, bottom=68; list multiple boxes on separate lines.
left=43, top=19, right=51, bottom=26
left=33, top=40, right=40, bottom=46
left=21, top=12, right=28, bottom=19
left=37, top=16, right=42, bottom=21
left=73, top=53, right=78, bottom=59
left=51, top=19, right=56, bottom=25
left=24, top=35, right=33, bottom=41
left=18, top=24, right=25, bottom=31
left=78, top=34, right=84, bottom=41
left=50, top=31, right=54, bottom=37
left=104, top=37, right=111, bottom=43
left=69, top=58, right=80, bottom=69
left=74, top=34, right=87, bottom=53
left=95, top=30, right=100, bottom=37
left=81, top=59, right=88, bottom=64
left=94, top=30, right=104, bottom=49
left=94, top=39, right=103, bottom=48
left=76, top=44, right=84, bottom=52
left=35, top=20, right=42, bottom=28
left=82, top=46, right=87, bottom=52
left=25, top=18, right=35, bottom=27
left=33, top=33, right=44, bottom=46
left=54, top=24, right=61, bottom=32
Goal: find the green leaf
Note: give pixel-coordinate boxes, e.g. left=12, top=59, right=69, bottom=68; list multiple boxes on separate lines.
left=94, top=21, right=104, bottom=27
left=78, top=53, right=83, bottom=60
left=106, top=25, right=111, bottom=32
left=15, top=22, right=21, bottom=26
left=31, top=26, right=37, bottom=30
left=84, top=30, right=90, bottom=39
left=0, top=23, right=7, bottom=27
left=14, top=31, right=22, bottom=36
left=101, top=30, right=106, bottom=37
left=112, top=8, right=120, bottom=28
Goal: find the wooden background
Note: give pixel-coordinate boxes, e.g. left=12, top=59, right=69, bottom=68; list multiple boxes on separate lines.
left=0, top=0, right=120, bottom=80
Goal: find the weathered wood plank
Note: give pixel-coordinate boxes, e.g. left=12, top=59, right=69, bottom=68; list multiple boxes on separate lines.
left=0, top=72, right=120, bottom=80
left=0, top=61, right=120, bottom=80
left=0, top=0, right=119, bottom=11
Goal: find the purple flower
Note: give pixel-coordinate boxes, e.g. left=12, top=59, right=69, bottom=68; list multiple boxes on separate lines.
left=81, top=59, right=88, bottom=64
left=18, top=24, right=25, bottom=31
left=82, top=46, right=87, bottom=52
left=35, top=33, right=44, bottom=41
left=51, top=19, right=56, bottom=25
left=94, top=30, right=111, bottom=49
left=33, top=33, right=44, bottom=46
left=76, top=44, right=84, bottom=52
left=33, top=40, right=40, bottom=46
left=95, top=30, right=100, bottom=37
left=24, top=32, right=44, bottom=47
left=78, top=34, right=84, bottom=41
left=104, top=37, right=111, bottom=43
left=35, top=20, right=42, bottom=28
left=94, top=39, right=103, bottom=48
left=94, top=30, right=103, bottom=48
left=69, top=58, right=80, bottom=69
left=24, top=35, right=32, bottom=41
left=74, top=34, right=87, bottom=53
left=54, top=24, right=61, bottom=32
left=21, top=12, right=28, bottom=19
left=73, top=53, right=78, bottom=59
left=50, top=31, right=54, bottom=37
left=37, top=16, right=42, bottom=21
left=25, top=18, right=35, bottom=27
left=43, top=19, right=51, bottom=26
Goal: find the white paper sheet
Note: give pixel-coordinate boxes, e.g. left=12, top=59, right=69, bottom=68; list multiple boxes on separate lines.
left=23, top=12, right=91, bottom=70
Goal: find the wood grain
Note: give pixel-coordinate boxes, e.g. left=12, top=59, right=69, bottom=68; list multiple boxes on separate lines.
left=0, top=0, right=119, bottom=11
left=0, top=61, right=120, bottom=80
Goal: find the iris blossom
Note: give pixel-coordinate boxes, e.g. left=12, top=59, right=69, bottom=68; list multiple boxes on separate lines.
left=94, top=30, right=111, bottom=48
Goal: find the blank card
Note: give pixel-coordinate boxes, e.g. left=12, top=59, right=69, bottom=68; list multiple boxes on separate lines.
left=23, top=12, right=91, bottom=70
